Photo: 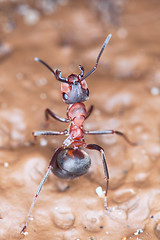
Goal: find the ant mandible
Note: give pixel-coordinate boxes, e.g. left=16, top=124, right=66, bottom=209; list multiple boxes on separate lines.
left=21, top=34, right=136, bottom=234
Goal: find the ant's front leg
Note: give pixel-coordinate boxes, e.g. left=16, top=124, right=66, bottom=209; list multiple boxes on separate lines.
left=86, top=144, right=109, bottom=211
left=84, top=130, right=138, bottom=146
left=45, top=108, right=70, bottom=125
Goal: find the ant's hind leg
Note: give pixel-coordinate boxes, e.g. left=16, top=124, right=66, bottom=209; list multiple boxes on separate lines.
left=45, top=108, right=70, bottom=125
left=20, top=166, right=52, bottom=234
left=86, top=144, right=109, bottom=211
left=20, top=147, right=64, bottom=234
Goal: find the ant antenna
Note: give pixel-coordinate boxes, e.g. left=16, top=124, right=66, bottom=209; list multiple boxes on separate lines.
left=80, top=34, right=112, bottom=81
left=35, top=57, right=71, bottom=84
left=35, top=34, right=111, bottom=84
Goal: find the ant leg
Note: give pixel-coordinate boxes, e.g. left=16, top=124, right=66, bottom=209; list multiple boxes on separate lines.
left=21, top=147, right=64, bottom=234
left=84, top=130, right=137, bottom=146
left=86, top=105, right=94, bottom=120
left=33, top=129, right=68, bottom=137
left=20, top=166, right=52, bottom=234
left=86, top=144, right=109, bottom=211
left=45, top=108, right=70, bottom=123
left=32, top=130, right=68, bottom=144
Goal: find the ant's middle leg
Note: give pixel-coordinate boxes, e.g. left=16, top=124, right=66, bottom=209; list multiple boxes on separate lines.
left=45, top=108, right=70, bottom=124
left=32, top=129, right=68, bottom=144
left=84, top=130, right=137, bottom=146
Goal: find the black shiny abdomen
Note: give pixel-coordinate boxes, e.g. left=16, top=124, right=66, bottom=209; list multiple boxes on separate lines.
left=52, top=148, right=91, bottom=179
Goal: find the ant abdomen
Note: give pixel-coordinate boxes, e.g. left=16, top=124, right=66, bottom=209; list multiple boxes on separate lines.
left=52, top=148, right=91, bottom=179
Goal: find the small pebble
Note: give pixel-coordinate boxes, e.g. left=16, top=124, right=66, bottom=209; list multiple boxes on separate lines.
left=4, top=162, right=9, bottom=168
left=23, top=9, right=40, bottom=25
left=134, top=229, right=143, bottom=235
left=96, top=186, right=104, bottom=198
left=40, top=138, right=48, bottom=146
left=150, top=87, right=159, bottom=96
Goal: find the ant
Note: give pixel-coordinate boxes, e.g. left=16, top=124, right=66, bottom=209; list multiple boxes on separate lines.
left=21, top=34, right=136, bottom=234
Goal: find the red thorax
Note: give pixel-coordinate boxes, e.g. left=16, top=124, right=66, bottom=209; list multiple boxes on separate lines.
left=63, top=102, right=87, bottom=148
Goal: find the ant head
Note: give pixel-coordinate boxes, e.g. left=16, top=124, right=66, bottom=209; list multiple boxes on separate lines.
left=61, top=72, right=89, bottom=104
left=35, top=34, right=112, bottom=104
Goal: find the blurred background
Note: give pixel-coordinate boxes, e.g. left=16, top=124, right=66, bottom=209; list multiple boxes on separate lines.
left=0, top=0, right=160, bottom=240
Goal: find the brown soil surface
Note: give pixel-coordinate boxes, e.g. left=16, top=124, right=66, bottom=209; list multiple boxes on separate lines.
left=0, top=0, right=160, bottom=239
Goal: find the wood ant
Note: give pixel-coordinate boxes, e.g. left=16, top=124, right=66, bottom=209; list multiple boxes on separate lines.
left=21, top=34, right=136, bottom=234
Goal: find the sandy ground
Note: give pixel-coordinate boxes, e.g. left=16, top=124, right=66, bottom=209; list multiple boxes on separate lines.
left=0, top=0, right=160, bottom=239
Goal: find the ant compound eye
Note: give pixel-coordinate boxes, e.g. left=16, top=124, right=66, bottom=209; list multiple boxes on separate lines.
left=86, top=88, right=89, bottom=96
left=63, top=92, right=68, bottom=101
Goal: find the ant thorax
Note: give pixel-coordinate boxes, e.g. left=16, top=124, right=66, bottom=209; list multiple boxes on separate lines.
left=63, top=102, right=87, bottom=148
